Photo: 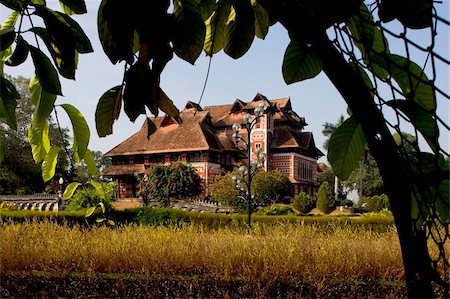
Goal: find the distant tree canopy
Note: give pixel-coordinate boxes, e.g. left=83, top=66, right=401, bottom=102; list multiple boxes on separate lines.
left=1, top=0, right=448, bottom=296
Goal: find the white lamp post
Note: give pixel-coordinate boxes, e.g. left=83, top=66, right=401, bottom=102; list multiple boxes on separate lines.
left=231, top=101, right=269, bottom=230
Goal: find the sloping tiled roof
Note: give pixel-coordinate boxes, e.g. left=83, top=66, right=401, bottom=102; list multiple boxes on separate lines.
left=106, top=110, right=226, bottom=157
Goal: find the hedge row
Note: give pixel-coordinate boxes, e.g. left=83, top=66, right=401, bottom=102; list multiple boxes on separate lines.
left=0, top=207, right=395, bottom=232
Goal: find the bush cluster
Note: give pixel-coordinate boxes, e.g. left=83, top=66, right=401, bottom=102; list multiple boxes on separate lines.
left=364, top=194, right=390, bottom=212
left=137, top=162, right=203, bottom=206
left=316, top=182, right=336, bottom=214
left=66, top=182, right=116, bottom=212
left=292, top=192, right=315, bottom=214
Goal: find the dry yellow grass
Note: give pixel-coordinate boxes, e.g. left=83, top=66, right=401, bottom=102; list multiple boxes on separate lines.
left=0, top=221, right=405, bottom=284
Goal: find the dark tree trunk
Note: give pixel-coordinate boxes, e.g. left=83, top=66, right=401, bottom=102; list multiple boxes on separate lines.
left=257, top=2, right=435, bottom=297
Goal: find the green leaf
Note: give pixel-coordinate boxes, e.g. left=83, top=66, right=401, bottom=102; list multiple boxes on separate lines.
left=146, top=117, right=157, bottom=139
left=96, top=217, right=106, bottom=223
left=173, top=0, right=206, bottom=64
left=28, top=120, right=50, bottom=163
left=42, top=146, right=61, bottom=182
left=97, top=0, right=135, bottom=64
left=59, top=103, right=90, bottom=161
left=56, top=12, right=93, bottom=53
left=371, top=54, right=435, bottom=112
left=157, top=88, right=179, bottom=118
left=83, top=149, right=98, bottom=176
left=197, top=0, right=216, bottom=21
left=95, top=85, right=122, bottom=137
left=58, top=0, right=87, bottom=14
left=204, top=0, right=232, bottom=56
left=98, top=201, right=105, bottom=213
left=32, top=6, right=78, bottom=79
left=328, top=116, right=367, bottom=180
left=223, top=0, right=255, bottom=59
left=251, top=0, right=269, bottom=39
left=63, top=181, right=81, bottom=200
left=0, top=76, right=20, bottom=130
left=0, top=10, right=19, bottom=30
left=107, top=219, right=115, bottom=226
left=0, top=0, right=22, bottom=11
left=378, top=0, right=432, bottom=29
left=5, top=35, right=29, bottom=66
left=29, top=75, right=56, bottom=130
left=0, top=27, right=16, bottom=51
left=282, top=41, right=323, bottom=84
left=387, top=100, right=439, bottom=154
left=87, top=180, right=105, bottom=200
left=28, top=45, right=62, bottom=95
left=347, top=3, right=390, bottom=80
left=85, top=206, right=96, bottom=218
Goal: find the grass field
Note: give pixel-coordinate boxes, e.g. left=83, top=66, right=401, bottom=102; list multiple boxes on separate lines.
left=0, top=219, right=411, bottom=297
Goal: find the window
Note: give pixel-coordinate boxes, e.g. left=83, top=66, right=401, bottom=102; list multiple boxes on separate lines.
left=298, top=159, right=313, bottom=181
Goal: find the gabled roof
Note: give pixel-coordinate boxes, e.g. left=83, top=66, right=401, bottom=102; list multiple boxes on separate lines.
left=105, top=110, right=229, bottom=157
left=272, top=127, right=324, bottom=158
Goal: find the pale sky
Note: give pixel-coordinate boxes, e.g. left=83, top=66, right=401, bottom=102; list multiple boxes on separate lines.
left=2, top=1, right=449, bottom=163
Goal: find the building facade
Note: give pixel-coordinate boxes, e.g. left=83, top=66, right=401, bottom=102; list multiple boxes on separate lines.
left=103, top=93, right=323, bottom=199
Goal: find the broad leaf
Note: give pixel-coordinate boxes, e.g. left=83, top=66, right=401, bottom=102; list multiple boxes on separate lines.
left=123, top=61, right=153, bottom=122
left=197, top=0, right=216, bottom=20
left=28, top=120, right=50, bottom=163
left=95, top=85, right=122, bottom=137
left=56, top=12, right=93, bottom=53
left=224, top=0, right=255, bottom=59
left=282, top=41, right=322, bottom=84
left=0, top=76, right=20, bottom=130
left=58, top=0, right=87, bottom=14
left=146, top=118, right=157, bottom=139
left=98, top=0, right=135, bottom=64
left=32, top=6, right=78, bottom=79
left=173, top=0, right=206, bottom=64
left=0, top=0, right=22, bottom=11
left=85, top=206, right=96, bottom=218
left=0, top=27, right=16, bottom=51
left=387, top=100, right=439, bottom=154
left=59, top=103, right=90, bottom=161
left=347, top=3, right=390, bottom=80
left=63, top=182, right=81, bottom=200
left=5, top=35, right=29, bottom=66
left=29, top=75, right=56, bottom=126
left=28, top=45, right=62, bottom=95
left=371, top=54, right=435, bottom=112
left=204, top=0, right=232, bottom=55
left=83, top=149, right=98, bottom=176
left=328, top=116, right=367, bottom=180
left=251, top=0, right=269, bottom=39
left=0, top=10, right=19, bottom=30
left=42, top=146, right=61, bottom=182
left=98, top=201, right=105, bottom=213
left=378, top=0, right=432, bottom=29
left=157, top=88, right=179, bottom=118
left=87, top=180, right=105, bottom=200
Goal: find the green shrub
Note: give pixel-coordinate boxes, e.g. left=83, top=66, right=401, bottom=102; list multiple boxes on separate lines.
left=293, top=192, right=315, bottom=214
left=252, top=170, right=292, bottom=205
left=254, top=204, right=295, bottom=216
left=364, top=194, right=390, bottom=212
left=210, top=173, right=239, bottom=208
left=316, top=182, right=336, bottom=214
left=66, top=182, right=116, bottom=211
left=138, top=162, right=203, bottom=206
